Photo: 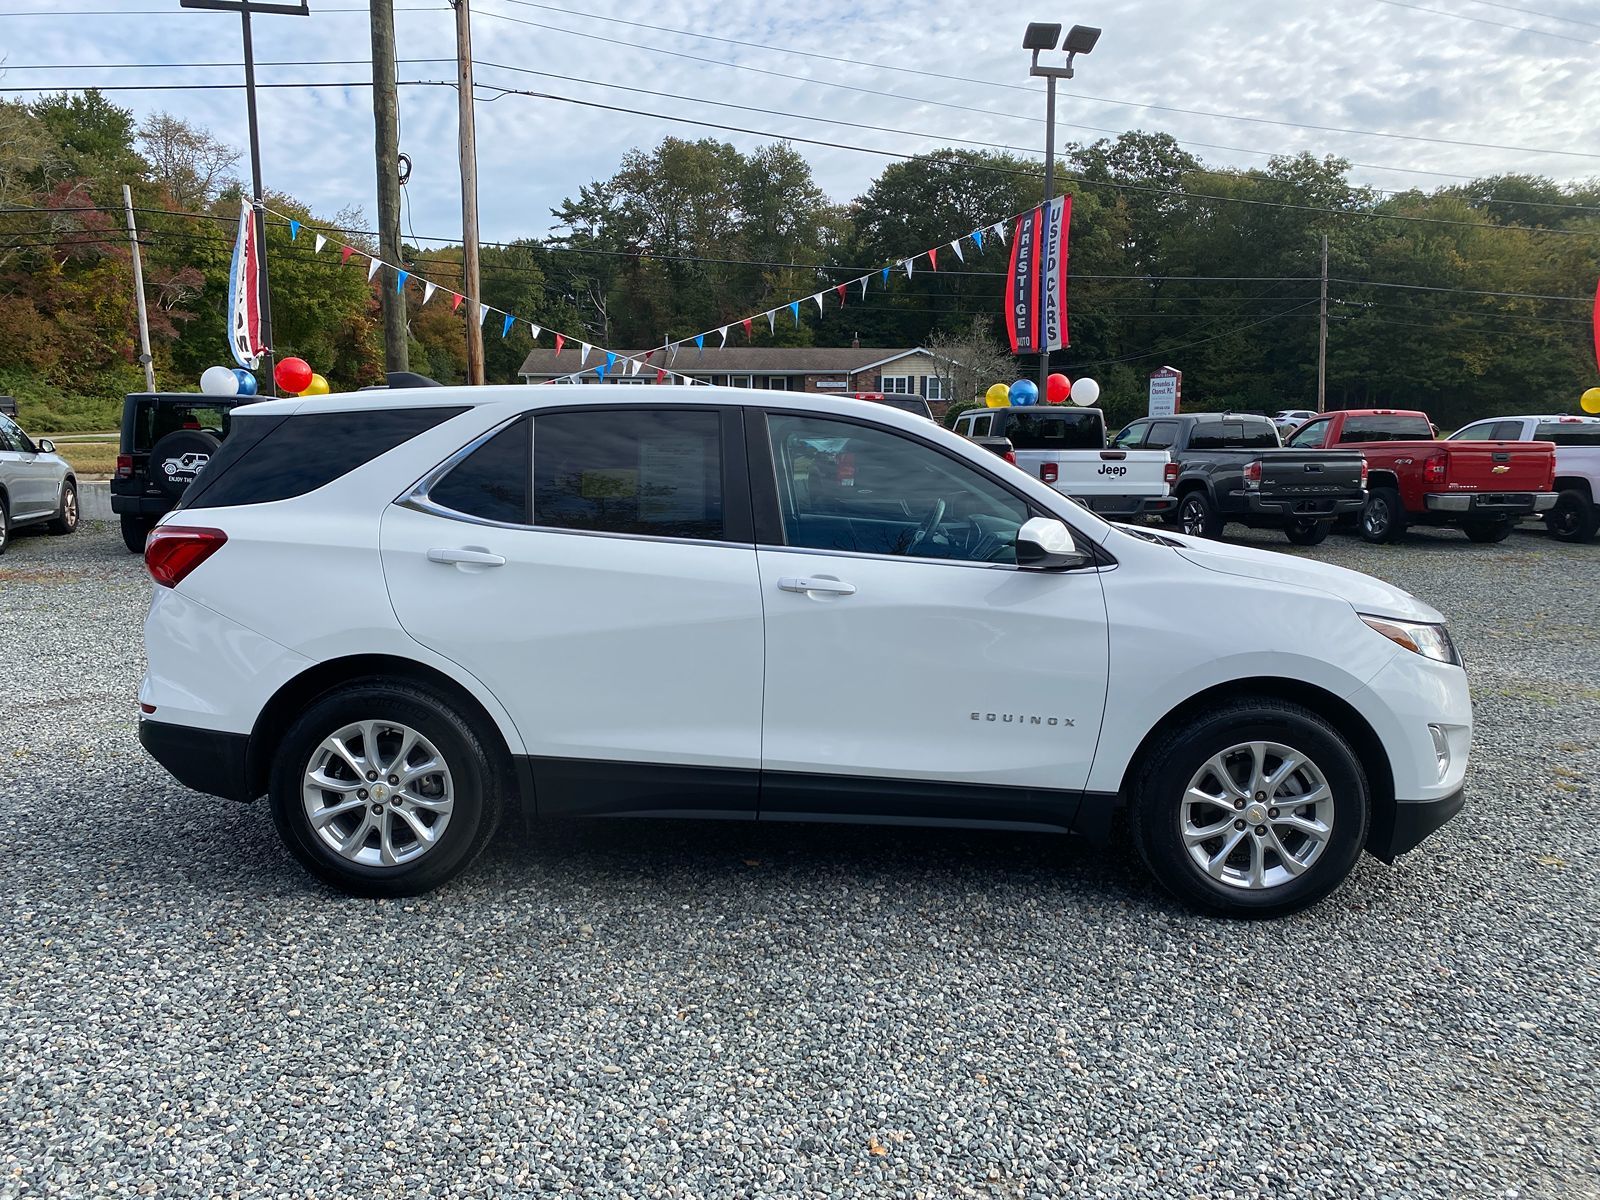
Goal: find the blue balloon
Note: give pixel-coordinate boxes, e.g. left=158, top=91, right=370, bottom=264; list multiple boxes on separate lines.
left=1010, top=378, right=1039, bottom=406
left=232, top=368, right=259, bottom=396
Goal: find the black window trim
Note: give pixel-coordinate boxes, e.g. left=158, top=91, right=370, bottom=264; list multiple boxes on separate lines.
left=401, top=403, right=753, bottom=547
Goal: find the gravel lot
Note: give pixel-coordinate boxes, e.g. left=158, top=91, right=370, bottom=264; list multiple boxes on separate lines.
left=3, top=519, right=1597, bottom=1200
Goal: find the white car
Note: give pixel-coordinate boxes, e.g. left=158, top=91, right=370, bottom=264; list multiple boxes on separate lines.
left=1448, top=414, right=1600, bottom=542
left=0, top=412, right=79, bottom=555
left=1272, top=409, right=1319, bottom=435
left=137, top=386, right=1471, bottom=917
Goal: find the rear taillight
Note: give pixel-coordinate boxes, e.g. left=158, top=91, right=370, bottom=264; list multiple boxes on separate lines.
left=1003, top=451, right=1017, bottom=465
left=115, top=455, right=133, bottom=480
left=1243, top=460, right=1262, bottom=490
left=1359, top=458, right=1369, bottom=488
left=145, top=526, right=227, bottom=588
left=1423, top=452, right=1446, bottom=484
left=1164, top=462, right=1180, bottom=486
left=1040, top=463, right=1059, bottom=484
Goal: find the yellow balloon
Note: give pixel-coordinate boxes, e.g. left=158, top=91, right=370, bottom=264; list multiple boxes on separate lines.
left=1582, top=386, right=1600, bottom=415
left=985, top=382, right=1011, bottom=408
left=301, top=373, right=330, bottom=396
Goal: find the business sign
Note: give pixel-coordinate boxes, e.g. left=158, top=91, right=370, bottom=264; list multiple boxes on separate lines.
left=1148, top=366, right=1181, bottom=418
left=1040, top=195, right=1071, bottom=353
left=1006, top=199, right=1072, bottom=356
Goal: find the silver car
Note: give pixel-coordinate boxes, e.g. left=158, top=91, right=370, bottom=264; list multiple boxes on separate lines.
left=0, top=413, right=78, bottom=555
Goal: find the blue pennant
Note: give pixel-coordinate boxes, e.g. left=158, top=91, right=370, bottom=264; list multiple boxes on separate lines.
left=972, top=228, right=984, bottom=251
left=788, top=301, right=800, bottom=324
left=606, top=351, right=617, bottom=370
left=694, top=334, right=705, bottom=352
left=288, top=219, right=301, bottom=241
left=881, top=267, right=890, bottom=285
left=502, top=313, right=516, bottom=338
left=396, top=269, right=409, bottom=293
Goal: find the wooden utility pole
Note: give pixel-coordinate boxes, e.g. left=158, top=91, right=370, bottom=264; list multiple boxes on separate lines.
left=1317, top=233, right=1329, bottom=413
left=122, top=184, right=157, bottom=393
left=370, top=0, right=408, bottom=372
left=452, top=0, right=485, bottom=385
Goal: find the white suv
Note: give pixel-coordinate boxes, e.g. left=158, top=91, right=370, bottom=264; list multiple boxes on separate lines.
left=138, top=386, right=1471, bottom=917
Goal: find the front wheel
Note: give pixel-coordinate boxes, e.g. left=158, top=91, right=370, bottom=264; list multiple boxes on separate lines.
left=269, top=681, right=505, bottom=896
left=1284, top=518, right=1331, bottom=546
left=47, top=480, right=78, bottom=535
left=1545, top=489, right=1597, bottom=543
left=1130, top=699, right=1370, bottom=918
left=1463, top=520, right=1513, bottom=544
left=1177, top=491, right=1222, bottom=539
left=0, top=496, right=9, bottom=556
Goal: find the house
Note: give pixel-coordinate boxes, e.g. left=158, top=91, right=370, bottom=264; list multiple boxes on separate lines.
left=516, top=343, right=963, bottom=413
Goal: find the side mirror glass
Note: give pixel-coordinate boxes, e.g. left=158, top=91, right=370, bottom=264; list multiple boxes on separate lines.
left=1017, top=517, right=1089, bottom=570
left=36, top=438, right=55, bottom=454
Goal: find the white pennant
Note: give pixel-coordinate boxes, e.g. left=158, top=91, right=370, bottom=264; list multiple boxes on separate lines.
left=529, top=323, right=542, bottom=340
left=670, top=343, right=681, bottom=364
left=859, top=275, right=870, bottom=299
left=950, top=239, right=965, bottom=263
left=767, top=310, right=777, bottom=334
left=993, top=221, right=1008, bottom=243
left=367, top=256, right=381, bottom=282
left=313, top=233, right=326, bottom=254
left=580, top=342, right=592, bottom=365
left=422, top=281, right=437, bottom=305
left=813, top=293, right=825, bottom=315
left=478, top=304, right=489, bottom=326
left=904, top=258, right=915, bottom=278
left=718, top=325, right=729, bottom=347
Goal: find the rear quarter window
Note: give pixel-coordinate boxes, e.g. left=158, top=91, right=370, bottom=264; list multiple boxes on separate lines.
left=1533, top=421, right=1600, bottom=447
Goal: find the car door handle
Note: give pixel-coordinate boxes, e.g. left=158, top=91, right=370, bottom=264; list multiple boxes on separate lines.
left=778, top=576, right=856, bottom=596
left=427, top=547, right=506, bottom=566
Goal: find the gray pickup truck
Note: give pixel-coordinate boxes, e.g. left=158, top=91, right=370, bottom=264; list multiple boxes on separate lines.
left=1113, top=412, right=1366, bottom=545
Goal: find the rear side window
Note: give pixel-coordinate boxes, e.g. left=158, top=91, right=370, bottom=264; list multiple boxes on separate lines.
left=1186, top=421, right=1227, bottom=451
left=533, top=409, right=724, bottom=540
left=429, top=418, right=530, bottom=523
left=967, top=414, right=993, bottom=437
left=1339, top=414, right=1433, bottom=442
left=1227, top=419, right=1280, bottom=449
left=1534, top=421, right=1600, bottom=446
left=180, top=406, right=466, bottom=510
left=1001, top=411, right=1105, bottom=450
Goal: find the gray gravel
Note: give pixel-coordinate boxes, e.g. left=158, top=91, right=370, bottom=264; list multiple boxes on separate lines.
left=2, top=519, right=1598, bottom=1199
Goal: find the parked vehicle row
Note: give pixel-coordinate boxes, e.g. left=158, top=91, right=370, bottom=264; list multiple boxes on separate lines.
left=1446, top=414, right=1600, bottom=543
left=0, top=412, right=79, bottom=555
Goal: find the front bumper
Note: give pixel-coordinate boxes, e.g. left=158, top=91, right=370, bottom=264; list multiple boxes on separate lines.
left=1366, top=785, right=1465, bottom=863
left=139, top=718, right=253, bottom=802
left=1424, top=492, right=1557, bottom=516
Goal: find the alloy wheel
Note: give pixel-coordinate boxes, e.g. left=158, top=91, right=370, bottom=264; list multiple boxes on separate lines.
left=1363, top=498, right=1390, bottom=539
left=1180, top=498, right=1206, bottom=537
left=301, top=720, right=455, bottom=868
left=1180, top=741, right=1335, bottom=891
left=63, top=487, right=77, bottom=528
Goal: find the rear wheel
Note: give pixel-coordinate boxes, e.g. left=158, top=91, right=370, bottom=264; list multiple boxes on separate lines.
left=1131, top=699, right=1370, bottom=918
left=120, top=514, right=153, bottom=555
left=47, top=480, right=78, bottom=535
left=1177, top=490, right=1222, bottom=539
left=1463, top=520, right=1513, bottom=544
left=269, top=680, right=504, bottom=897
left=1284, top=518, right=1331, bottom=546
left=1359, top=487, right=1406, bottom=544
left=0, top=496, right=9, bottom=556
left=1545, top=489, right=1597, bottom=543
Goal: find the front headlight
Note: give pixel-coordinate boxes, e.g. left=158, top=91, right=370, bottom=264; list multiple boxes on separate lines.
left=1359, top=614, right=1461, bottom=666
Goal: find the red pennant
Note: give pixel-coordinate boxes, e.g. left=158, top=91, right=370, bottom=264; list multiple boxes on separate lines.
left=340, top=245, right=355, bottom=266
left=656, top=368, right=667, bottom=384
left=741, top=318, right=753, bottom=339
left=451, top=293, right=463, bottom=313
left=554, top=332, right=566, bottom=355
left=642, top=349, right=654, bottom=364
left=928, top=247, right=938, bottom=271
left=835, top=284, right=848, bottom=306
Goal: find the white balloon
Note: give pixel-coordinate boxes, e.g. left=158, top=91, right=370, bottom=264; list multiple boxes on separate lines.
left=1071, top=377, right=1100, bottom=406
left=200, top=365, right=240, bottom=397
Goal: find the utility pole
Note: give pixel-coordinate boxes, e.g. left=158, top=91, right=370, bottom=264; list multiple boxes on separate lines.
left=1317, top=233, right=1329, bottom=413
left=123, top=184, right=157, bottom=393
left=1038, top=71, right=1057, bottom=401
left=178, top=0, right=309, bottom=397
left=370, top=0, right=408, bottom=373
left=451, top=0, right=485, bottom=385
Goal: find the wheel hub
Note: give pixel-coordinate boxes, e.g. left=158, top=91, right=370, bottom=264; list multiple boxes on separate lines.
left=301, top=720, right=455, bottom=869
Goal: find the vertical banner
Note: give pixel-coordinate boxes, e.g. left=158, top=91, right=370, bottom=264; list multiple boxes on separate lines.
left=1006, top=205, right=1043, bottom=355
left=1040, top=195, right=1071, bottom=352
left=226, top=199, right=265, bottom=369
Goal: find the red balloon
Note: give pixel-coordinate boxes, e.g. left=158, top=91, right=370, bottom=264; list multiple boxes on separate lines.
left=275, top=356, right=313, bottom=394
left=1046, top=373, right=1072, bottom=404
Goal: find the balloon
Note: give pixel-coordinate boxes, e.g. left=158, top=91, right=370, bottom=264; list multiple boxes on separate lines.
left=274, top=356, right=313, bottom=394
left=1009, top=379, right=1039, bottom=406
left=200, top=365, right=239, bottom=397
left=1582, top=386, right=1600, bottom=414
left=301, top=373, right=330, bottom=396
left=1071, top=377, right=1101, bottom=407
left=1046, top=373, right=1072, bottom=404
left=231, top=368, right=258, bottom=396
left=984, top=383, right=1011, bottom=408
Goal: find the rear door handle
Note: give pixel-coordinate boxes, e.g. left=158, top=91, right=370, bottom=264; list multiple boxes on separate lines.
left=778, top=576, right=856, bottom=596
left=427, top=547, right=506, bottom=567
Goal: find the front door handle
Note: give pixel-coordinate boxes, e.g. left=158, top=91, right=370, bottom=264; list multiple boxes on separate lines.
left=778, top=575, right=856, bottom=596
left=427, top=547, right=506, bottom=567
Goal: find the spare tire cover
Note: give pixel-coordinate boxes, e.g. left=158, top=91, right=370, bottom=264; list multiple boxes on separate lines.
left=148, top=429, right=222, bottom=499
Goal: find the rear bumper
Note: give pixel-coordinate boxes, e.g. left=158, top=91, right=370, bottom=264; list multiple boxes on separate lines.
left=1245, top=492, right=1366, bottom=520
left=1424, top=492, right=1556, bottom=516
left=1070, top=493, right=1177, bottom=519
left=139, top=718, right=253, bottom=802
left=1367, top=785, right=1465, bottom=864
left=110, top=492, right=173, bottom=517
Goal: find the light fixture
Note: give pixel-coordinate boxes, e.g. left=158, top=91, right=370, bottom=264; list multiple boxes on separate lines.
left=1022, top=22, right=1063, bottom=50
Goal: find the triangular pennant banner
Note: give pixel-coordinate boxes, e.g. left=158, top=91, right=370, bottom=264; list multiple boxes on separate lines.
left=595, top=362, right=609, bottom=381
left=451, top=293, right=463, bottom=313
left=881, top=267, right=890, bottom=285
left=314, top=233, right=327, bottom=255
left=502, top=313, right=516, bottom=338
left=950, top=239, right=965, bottom=263
left=341, top=245, right=355, bottom=266
left=422, top=281, right=437, bottom=305
left=366, top=256, right=381, bottom=282
left=972, top=227, right=984, bottom=251
left=580, top=342, right=592, bottom=365
left=835, top=284, right=848, bottom=306
left=656, top=368, right=667, bottom=384
left=694, top=334, right=705, bottom=352
left=993, top=221, right=1008, bottom=244
left=529, top=324, right=542, bottom=340
left=605, top=352, right=617, bottom=371
left=554, top=333, right=566, bottom=354
left=766, top=311, right=776, bottom=334
left=396, top=269, right=410, bottom=292
left=741, top=318, right=753, bottom=339
left=904, top=258, right=915, bottom=279
left=288, top=219, right=301, bottom=241
left=670, top=343, right=681, bottom=364
left=928, top=247, right=938, bottom=271
left=860, top=275, right=870, bottom=299
left=789, top=301, right=800, bottom=325
left=478, top=304, right=489, bottom=326
left=719, top=326, right=729, bottom=347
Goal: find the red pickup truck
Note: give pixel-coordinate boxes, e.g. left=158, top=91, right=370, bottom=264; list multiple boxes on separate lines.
left=1286, top=409, right=1556, bottom=543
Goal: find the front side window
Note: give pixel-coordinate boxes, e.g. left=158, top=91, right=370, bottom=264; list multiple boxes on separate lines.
left=1143, top=421, right=1181, bottom=451
left=430, top=418, right=530, bottom=524
left=1111, top=422, right=1147, bottom=449
left=766, top=414, right=1031, bottom=564
left=968, top=413, right=993, bottom=437
left=533, top=409, right=724, bottom=541
left=0, top=414, right=23, bottom=452
left=1288, top=418, right=1331, bottom=448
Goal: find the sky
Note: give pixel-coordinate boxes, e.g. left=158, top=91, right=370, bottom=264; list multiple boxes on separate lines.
left=3, top=0, right=1598, bottom=247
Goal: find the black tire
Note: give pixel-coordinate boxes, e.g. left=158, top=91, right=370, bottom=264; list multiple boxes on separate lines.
left=1177, top=490, right=1222, bottom=539
left=1284, top=518, right=1331, bottom=546
left=146, top=429, right=221, bottom=501
left=46, top=479, right=78, bottom=535
left=1545, top=489, right=1597, bottom=544
left=0, top=495, right=9, bottom=556
left=120, top=514, right=154, bottom=555
left=1463, top=520, right=1513, bottom=544
left=1359, top=487, right=1406, bottom=544
left=269, top=680, right=505, bottom=897
left=1130, top=699, right=1370, bottom=918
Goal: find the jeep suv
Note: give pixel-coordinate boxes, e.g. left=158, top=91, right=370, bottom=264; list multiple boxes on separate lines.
left=112, top=392, right=246, bottom=552
left=136, top=387, right=1472, bottom=917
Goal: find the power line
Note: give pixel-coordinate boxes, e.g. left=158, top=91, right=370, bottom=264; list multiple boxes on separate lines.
left=1369, top=0, right=1600, bottom=44
left=1069, top=302, right=1321, bottom=368
left=1459, top=0, right=1600, bottom=29
left=1330, top=277, right=1592, bottom=301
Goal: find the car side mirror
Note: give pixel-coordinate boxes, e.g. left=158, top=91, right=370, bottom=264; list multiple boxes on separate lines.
left=36, top=438, right=55, bottom=454
left=1016, top=517, right=1089, bottom=570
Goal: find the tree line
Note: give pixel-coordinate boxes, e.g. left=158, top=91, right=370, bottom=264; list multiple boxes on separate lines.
left=1, top=89, right=1596, bottom=432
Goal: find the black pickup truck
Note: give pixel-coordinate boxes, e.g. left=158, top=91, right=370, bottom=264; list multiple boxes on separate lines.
left=1111, top=412, right=1366, bottom=545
